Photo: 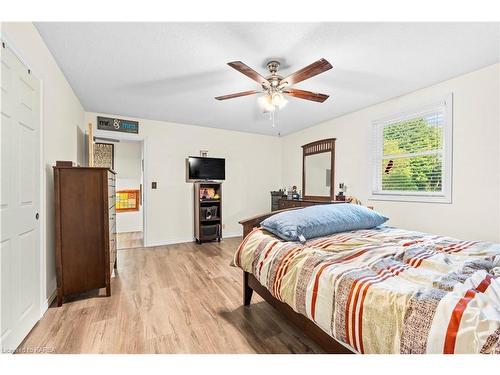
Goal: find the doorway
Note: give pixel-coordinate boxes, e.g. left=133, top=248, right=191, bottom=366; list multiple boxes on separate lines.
left=93, top=134, right=145, bottom=250
left=113, top=140, right=144, bottom=249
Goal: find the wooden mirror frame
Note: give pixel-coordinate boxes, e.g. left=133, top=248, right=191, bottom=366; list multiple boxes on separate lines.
left=302, top=138, right=336, bottom=201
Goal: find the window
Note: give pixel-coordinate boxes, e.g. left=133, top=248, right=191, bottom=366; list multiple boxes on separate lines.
left=370, top=95, right=452, bottom=203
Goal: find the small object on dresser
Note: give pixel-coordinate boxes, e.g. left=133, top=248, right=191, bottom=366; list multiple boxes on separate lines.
left=287, top=185, right=298, bottom=200
left=336, top=182, right=347, bottom=201
left=56, top=160, right=77, bottom=167
left=270, top=191, right=282, bottom=212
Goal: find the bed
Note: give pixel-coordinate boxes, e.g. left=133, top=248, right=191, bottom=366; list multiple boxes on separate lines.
left=233, top=209, right=500, bottom=354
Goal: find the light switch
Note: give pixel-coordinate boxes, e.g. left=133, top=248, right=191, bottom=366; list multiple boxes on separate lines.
left=152, top=182, right=157, bottom=189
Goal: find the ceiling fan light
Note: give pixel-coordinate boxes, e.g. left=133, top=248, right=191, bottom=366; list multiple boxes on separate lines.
left=271, top=92, right=287, bottom=109
left=279, top=95, right=288, bottom=109
left=258, top=95, right=275, bottom=112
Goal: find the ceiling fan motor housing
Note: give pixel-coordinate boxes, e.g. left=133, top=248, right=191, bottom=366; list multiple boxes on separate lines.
left=265, top=61, right=284, bottom=89
left=266, top=60, right=280, bottom=73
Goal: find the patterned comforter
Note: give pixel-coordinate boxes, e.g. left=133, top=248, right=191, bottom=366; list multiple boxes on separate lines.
left=232, top=226, right=500, bottom=354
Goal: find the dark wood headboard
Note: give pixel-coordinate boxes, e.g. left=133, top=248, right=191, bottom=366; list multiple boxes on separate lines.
left=238, top=207, right=302, bottom=237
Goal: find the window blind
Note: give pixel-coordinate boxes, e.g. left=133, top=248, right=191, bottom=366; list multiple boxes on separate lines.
left=371, top=99, right=450, bottom=200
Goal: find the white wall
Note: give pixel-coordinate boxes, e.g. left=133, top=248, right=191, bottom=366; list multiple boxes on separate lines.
left=86, top=112, right=283, bottom=245
left=113, top=141, right=143, bottom=233
left=1, top=23, right=85, bottom=306
left=282, top=63, right=500, bottom=242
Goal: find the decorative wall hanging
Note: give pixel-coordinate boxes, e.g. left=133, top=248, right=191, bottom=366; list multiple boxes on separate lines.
left=97, top=116, right=139, bottom=134
left=93, top=142, right=114, bottom=169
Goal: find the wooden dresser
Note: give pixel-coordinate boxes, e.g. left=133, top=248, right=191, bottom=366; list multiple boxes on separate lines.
left=277, top=198, right=345, bottom=210
left=53, top=166, right=117, bottom=306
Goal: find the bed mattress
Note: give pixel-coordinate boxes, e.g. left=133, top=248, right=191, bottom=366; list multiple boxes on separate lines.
left=232, top=226, right=500, bottom=353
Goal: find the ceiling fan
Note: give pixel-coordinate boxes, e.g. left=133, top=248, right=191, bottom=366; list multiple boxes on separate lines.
left=215, top=58, right=333, bottom=121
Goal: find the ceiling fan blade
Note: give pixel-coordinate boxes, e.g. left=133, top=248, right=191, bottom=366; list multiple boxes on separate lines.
left=215, top=90, right=260, bottom=100
left=284, top=88, right=329, bottom=103
left=227, top=61, right=270, bottom=86
left=280, top=58, right=333, bottom=86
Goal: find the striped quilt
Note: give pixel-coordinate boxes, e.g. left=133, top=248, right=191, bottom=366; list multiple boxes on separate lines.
left=232, top=226, right=500, bottom=354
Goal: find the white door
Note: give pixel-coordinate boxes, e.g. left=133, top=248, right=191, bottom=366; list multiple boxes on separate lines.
left=1, top=42, right=41, bottom=352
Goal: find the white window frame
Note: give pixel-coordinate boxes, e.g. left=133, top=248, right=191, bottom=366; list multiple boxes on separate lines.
left=369, top=94, right=453, bottom=203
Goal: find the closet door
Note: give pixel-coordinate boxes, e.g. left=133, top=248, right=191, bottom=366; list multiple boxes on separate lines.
left=1, top=42, right=42, bottom=352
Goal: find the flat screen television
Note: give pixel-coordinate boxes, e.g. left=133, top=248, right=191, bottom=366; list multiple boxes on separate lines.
left=188, top=157, right=225, bottom=180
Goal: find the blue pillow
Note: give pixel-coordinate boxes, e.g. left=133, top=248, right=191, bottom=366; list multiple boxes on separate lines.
left=261, top=203, right=388, bottom=242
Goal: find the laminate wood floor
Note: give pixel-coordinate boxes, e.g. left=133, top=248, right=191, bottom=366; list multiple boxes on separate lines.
left=117, top=231, right=143, bottom=250
left=18, top=237, right=323, bottom=354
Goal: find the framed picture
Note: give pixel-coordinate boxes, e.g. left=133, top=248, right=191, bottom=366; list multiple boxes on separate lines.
left=116, top=190, right=140, bottom=212
left=93, top=142, right=114, bottom=169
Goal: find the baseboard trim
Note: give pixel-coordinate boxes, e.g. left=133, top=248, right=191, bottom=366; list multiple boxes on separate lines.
left=222, top=232, right=242, bottom=238
left=145, top=232, right=242, bottom=248
left=41, top=289, right=57, bottom=314
left=145, top=237, right=195, bottom=247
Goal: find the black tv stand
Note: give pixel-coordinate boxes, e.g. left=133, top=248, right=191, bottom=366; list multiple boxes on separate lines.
left=194, top=182, right=222, bottom=244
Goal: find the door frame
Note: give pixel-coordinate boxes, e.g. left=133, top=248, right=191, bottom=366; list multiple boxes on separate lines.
left=92, top=128, right=149, bottom=247
left=0, top=35, right=45, bottom=324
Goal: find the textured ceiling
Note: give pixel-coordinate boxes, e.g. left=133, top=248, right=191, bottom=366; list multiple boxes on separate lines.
left=35, top=22, right=499, bottom=136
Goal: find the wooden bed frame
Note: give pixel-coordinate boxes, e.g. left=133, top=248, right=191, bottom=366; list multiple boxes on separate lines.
left=239, top=208, right=354, bottom=354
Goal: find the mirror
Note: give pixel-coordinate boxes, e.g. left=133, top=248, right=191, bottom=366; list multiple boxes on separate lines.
left=302, top=138, right=335, bottom=201
left=305, top=153, right=331, bottom=196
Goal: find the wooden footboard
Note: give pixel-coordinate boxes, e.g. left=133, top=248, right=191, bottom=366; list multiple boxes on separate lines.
left=243, top=271, right=353, bottom=354
left=238, top=208, right=354, bottom=354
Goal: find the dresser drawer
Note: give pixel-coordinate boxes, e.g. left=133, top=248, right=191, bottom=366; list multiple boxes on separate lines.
left=109, top=252, right=116, bottom=276
left=110, top=233, right=117, bottom=272
left=109, top=219, right=116, bottom=234
left=301, top=201, right=315, bottom=207
left=109, top=214, right=116, bottom=230
left=109, top=194, right=116, bottom=209
left=279, top=199, right=301, bottom=209
left=109, top=235, right=116, bottom=253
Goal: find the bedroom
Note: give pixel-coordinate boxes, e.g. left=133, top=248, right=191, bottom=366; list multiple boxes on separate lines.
left=1, top=0, right=499, bottom=373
